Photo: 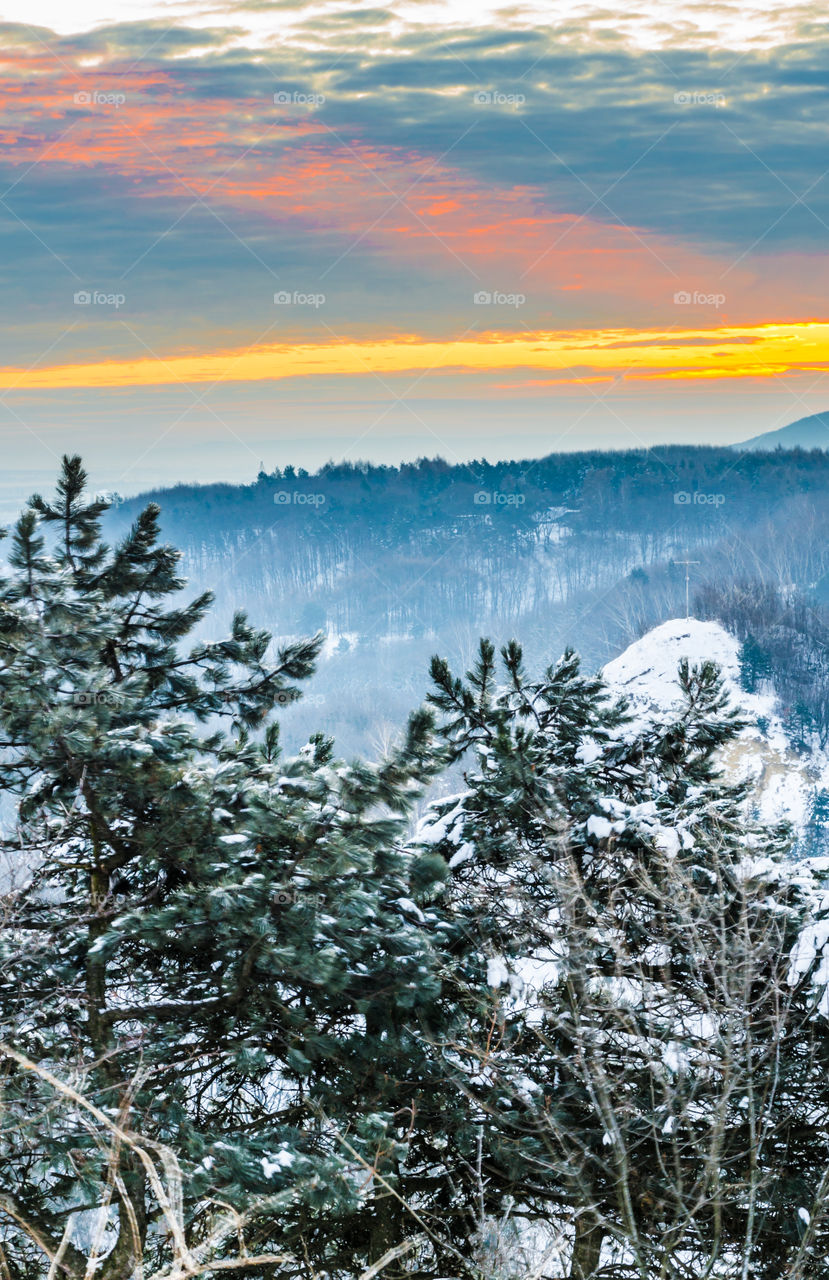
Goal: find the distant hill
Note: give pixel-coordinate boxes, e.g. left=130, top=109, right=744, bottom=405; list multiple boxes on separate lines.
left=95, top=442, right=829, bottom=759
left=738, top=411, right=829, bottom=451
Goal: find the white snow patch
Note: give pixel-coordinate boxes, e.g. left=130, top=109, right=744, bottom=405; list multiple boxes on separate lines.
left=487, top=956, right=510, bottom=989
left=655, top=827, right=681, bottom=856
left=417, top=796, right=471, bottom=846
left=448, top=843, right=474, bottom=869
left=602, top=619, right=750, bottom=722
left=586, top=815, right=614, bottom=840
left=262, top=1150, right=295, bottom=1178
left=577, top=738, right=602, bottom=765
left=395, top=897, right=425, bottom=922
left=789, top=907, right=829, bottom=1016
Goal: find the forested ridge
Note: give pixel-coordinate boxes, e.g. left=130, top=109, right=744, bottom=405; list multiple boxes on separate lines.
left=108, top=445, right=829, bottom=757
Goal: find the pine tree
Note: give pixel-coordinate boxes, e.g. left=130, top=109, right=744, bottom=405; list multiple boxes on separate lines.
left=419, top=639, right=829, bottom=1278
left=0, top=458, right=454, bottom=1279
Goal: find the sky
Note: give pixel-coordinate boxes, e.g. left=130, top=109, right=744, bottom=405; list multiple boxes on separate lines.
left=2, top=0, right=829, bottom=492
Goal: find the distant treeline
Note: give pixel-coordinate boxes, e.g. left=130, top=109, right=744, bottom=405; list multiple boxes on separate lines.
left=124, top=444, right=829, bottom=542
left=113, top=445, right=829, bottom=630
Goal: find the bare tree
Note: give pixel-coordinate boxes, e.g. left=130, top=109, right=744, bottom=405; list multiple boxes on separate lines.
left=448, top=832, right=829, bottom=1279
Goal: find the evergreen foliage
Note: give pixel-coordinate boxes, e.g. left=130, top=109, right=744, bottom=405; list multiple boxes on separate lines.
left=0, top=459, right=450, bottom=1277
left=1, top=460, right=829, bottom=1279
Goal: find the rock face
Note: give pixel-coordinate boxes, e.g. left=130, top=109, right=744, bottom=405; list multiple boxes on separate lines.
left=603, top=618, right=826, bottom=849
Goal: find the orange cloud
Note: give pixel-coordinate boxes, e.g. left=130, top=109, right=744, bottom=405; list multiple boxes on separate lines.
left=5, top=42, right=829, bottom=332
left=0, top=47, right=772, bottom=321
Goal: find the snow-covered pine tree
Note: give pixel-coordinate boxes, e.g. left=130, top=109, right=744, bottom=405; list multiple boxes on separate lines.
left=0, top=458, right=456, bottom=1279
left=420, top=639, right=829, bottom=1278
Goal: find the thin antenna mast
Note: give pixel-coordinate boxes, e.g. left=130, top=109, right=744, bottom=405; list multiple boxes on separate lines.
left=675, top=560, right=700, bottom=619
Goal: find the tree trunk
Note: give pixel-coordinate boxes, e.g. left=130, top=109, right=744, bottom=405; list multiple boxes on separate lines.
left=571, top=1212, right=603, bottom=1279
left=369, top=1187, right=404, bottom=1276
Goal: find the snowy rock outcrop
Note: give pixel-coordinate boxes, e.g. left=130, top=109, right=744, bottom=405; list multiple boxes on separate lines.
left=603, top=618, right=824, bottom=844
left=602, top=619, right=754, bottom=721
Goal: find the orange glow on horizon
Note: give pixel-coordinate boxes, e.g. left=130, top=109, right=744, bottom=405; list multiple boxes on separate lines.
left=3, top=322, right=829, bottom=392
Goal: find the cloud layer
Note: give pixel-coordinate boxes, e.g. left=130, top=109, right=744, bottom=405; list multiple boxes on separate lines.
left=2, top=1, right=829, bottom=480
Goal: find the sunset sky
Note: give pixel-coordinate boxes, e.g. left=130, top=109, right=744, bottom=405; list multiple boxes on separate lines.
left=2, top=0, right=829, bottom=487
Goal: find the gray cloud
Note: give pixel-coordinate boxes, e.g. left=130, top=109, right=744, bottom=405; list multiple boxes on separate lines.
left=61, top=22, right=243, bottom=56
left=3, top=10, right=829, bottom=355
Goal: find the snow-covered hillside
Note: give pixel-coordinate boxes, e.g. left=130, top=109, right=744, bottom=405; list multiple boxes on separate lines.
left=603, top=618, right=826, bottom=844
left=603, top=618, right=755, bottom=719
